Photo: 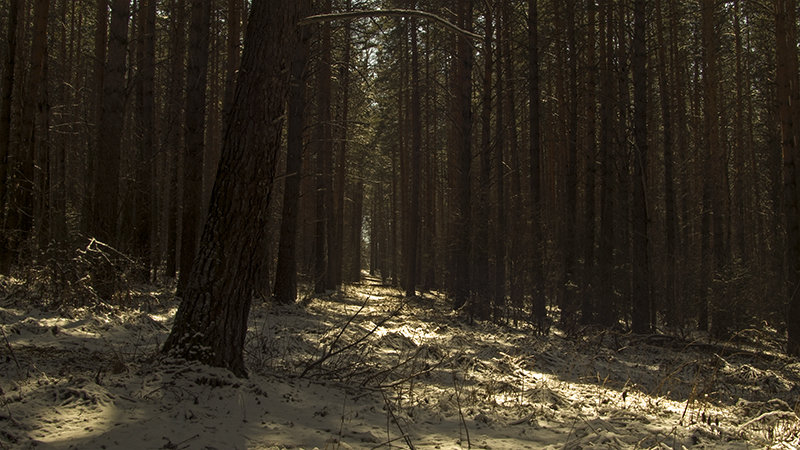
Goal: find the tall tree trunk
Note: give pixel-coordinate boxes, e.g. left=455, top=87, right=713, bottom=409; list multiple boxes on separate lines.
left=163, top=0, right=299, bottom=377
left=474, top=7, right=492, bottom=319
left=732, top=0, right=748, bottom=262
left=92, top=0, right=129, bottom=246
left=273, top=0, right=311, bottom=304
left=596, top=0, right=616, bottom=328
left=332, top=0, right=352, bottom=290
left=528, top=0, right=545, bottom=327
left=701, top=0, right=728, bottom=337
left=5, top=0, right=50, bottom=262
left=448, top=0, right=473, bottom=310
left=85, top=0, right=107, bottom=236
left=178, top=0, right=211, bottom=294
left=631, top=0, right=650, bottom=334
left=422, top=25, right=436, bottom=291
left=135, top=0, right=157, bottom=278
left=502, top=0, right=523, bottom=321
left=313, top=0, right=333, bottom=293
left=399, top=22, right=408, bottom=291
left=776, top=0, right=800, bottom=356
left=560, top=0, right=578, bottom=330
left=405, top=12, right=422, bottom=298
left=581, top=0, right=597, bottom=324
left=164, top=0, right=185, bottom=278
left=33, top=0, right=51, bottom=250
left=616, top=1, right=632, bottom=327
left=50, top=0, right=68, bottom=246
left=655, top=0, right=677, bottom=327
left=0, top=0, right=20, bottom=240
left=494, top=5, right=506, bottom=319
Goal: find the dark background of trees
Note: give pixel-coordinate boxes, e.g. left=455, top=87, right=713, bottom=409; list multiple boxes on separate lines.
left=3, top=0, right=800, bottom=367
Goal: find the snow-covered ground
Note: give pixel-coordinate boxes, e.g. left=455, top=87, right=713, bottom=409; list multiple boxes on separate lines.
left=1, top=275, right=799, bottom=449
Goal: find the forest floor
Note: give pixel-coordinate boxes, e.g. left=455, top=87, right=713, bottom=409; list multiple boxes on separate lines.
left=1, top=274, right=800, bottom=449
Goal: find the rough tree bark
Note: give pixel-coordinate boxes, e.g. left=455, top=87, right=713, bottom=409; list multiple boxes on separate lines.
left=163, top=0, right=300, bottom=377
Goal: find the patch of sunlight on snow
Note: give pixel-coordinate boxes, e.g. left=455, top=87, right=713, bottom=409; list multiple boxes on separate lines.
left=150, top=307, right=178, bottom=324
left=374, top=323, right=438, bottom=346
left=35, top=401, right=124, bottom=446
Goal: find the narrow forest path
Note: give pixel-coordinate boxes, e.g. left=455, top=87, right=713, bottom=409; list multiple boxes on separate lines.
left=1, top=275, right=799, bottom=448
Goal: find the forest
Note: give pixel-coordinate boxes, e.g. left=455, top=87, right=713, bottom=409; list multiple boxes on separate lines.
left=2, top=0, right=800, bottom=447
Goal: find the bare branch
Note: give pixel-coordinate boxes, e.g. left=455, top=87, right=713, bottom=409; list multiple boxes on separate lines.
left=299, top=9, right=482, bottom=41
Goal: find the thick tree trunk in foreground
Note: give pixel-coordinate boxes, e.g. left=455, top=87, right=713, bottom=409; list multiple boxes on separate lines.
left=163, top=0, right=298, bottom=377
